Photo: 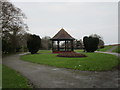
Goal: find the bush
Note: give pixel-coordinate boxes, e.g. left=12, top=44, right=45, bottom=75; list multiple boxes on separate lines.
left=99, top=46, right=104, bottom=49
left=27, top=34, right=41, bottom=54
left=83, top=36, right=99, bottom=52
left=2, top=39, right=13, bottom=53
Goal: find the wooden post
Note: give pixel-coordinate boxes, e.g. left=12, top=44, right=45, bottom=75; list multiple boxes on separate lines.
left=57, top=40, right=60, bottom=51
left=66, top=40, right=68, bottom=51
left=65, top=40, right=67, bottom=51
left=71, top=40, right=74, bottom=51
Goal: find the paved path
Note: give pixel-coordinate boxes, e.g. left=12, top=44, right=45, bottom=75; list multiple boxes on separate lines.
left=106, top=46, right=118, bottom=52
left=3, top=53, right=119, bottom=88
left=96, top=51, right=120, bottom=58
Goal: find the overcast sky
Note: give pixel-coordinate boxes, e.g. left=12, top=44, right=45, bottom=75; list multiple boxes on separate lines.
left=11, top=0, right=118, bottom=45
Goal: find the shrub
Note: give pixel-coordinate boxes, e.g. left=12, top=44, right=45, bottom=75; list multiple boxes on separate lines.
left=2, top=39, right=13, bottom=53
left=83, top=36, right=99, bottom=52
left=27, top=34, right=41, bottom=54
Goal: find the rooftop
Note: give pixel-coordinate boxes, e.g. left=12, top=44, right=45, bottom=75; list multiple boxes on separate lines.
left=51, top=28, right=75, bottom=40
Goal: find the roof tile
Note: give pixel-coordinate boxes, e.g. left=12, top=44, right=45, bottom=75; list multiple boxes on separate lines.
left=51, top=28, right=75, bottom=40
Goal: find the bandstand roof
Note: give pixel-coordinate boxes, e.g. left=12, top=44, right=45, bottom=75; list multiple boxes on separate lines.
left=51, top=28, right=75, bottom=40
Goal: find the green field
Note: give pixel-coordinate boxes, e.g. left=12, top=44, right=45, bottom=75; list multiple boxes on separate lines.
left=2, top=65, right=31, bottom=88
left=0, top=64, right=1, bottom=89
left=112, top=46, right=120, bottom=53
left=20, top=50, right=119, bottom=71
left=97, top=46, right=113, bottom=52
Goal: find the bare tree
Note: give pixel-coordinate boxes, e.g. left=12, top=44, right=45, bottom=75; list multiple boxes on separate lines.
left=1, top=0, right=28, bottom=53
left=41, top=36, right=52, bottom=50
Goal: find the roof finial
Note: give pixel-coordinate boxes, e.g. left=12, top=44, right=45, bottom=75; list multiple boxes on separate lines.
left=61, top=27, right=64, bottom=30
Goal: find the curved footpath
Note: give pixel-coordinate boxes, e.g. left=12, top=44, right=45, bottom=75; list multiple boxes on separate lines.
left=106, top=46, right=118, bottom=52
left=96, top=51, right=120, bottom=58
left=2, top=52, right=120, bottom=88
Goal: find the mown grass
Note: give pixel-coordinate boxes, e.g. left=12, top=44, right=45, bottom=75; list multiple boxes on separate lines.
left=0, top=64, right=2, bottom=89
left=38, top=50, right=52, bottom=54
left=20, top=50, right=119, bottom=71
left=97, top=46, right=113, bottom=52
left=112, top=46, right=120, bottom=53
left=2, top=65, right=31, bottom=88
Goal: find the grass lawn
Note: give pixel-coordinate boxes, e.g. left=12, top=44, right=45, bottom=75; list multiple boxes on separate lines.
left=112, top=46, right=120, bottom=53
left=97, top=45, right=113, bottom=52
left=20, top=50, right=119, bottom=71
left=38, top=50, right=52, bottom=54
left=2, top=65, right=31, bottom=88
left=0, top=64, right=1, bottom=89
